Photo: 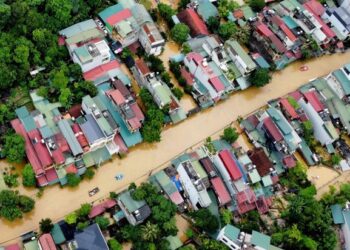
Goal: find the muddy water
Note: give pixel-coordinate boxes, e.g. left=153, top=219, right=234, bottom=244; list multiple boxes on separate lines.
left=1, top=53, right=350, bottom=243
left=159, top=42, right=198, bottom=112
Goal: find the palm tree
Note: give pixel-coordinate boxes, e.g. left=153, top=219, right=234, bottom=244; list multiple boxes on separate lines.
left=141, top=222, right=160, bottom=242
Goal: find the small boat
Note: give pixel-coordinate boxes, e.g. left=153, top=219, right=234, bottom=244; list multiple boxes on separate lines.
left=300, top=65, right=309, bottom=71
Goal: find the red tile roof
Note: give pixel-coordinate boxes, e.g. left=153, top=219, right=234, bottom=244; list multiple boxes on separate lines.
left=218, top=149, right=242, bottom=181
left=256, top=22, right=286, bottom=53
left=209, top=77, right=225, bottom=92
left=280, top=98, right=299, bottom=119
left=303, top=3, right=335, bottom=38
left=27, top=129, right=53, bottom=168
left=186, top=52, right=204, bottom=65
left=107, top=89, right=126, bottom=106
left=106, top=9, right=132, bottom=26
left=236, top=188, right=257, bottom=214
left=130, top=102, right=145, bottom=122
left=52, top=149, right=65, bottom=165
left=11, top=119, right=44, bottom=176
left=83, top=60, right=120, bottom=81
left=135, top=58, right=151, bottom=76
left=211, top=177, right=231, bottom=206
left=45, top=168, right=58, bottom=183
left=199, top=157, right=217, bottom=178
left=37, top=175, right=48, bottom=186
left=303, top=90, right=325, bottom=112
left=256, top=196, right=270, bottom=214
left=39, top=233, right=57, bottom=250
left=177, top=8, right=209, bottom=37
left=180, top=67, right=195, bottom=86
left=282, top=155, right=296, bottom=168
left=303, top=0, right=325, bottom=16
left=256, top=22, right=273, bottom=37
left=66, top=164, right=78, bottom=174
left=289, top=90, right=303, bottom=101
left=269, top=34, right=286, bottom=53
left=71, top=123, right=89, bottom=150
left=280, top=23, right=297, bottom=42
left=263, top=117, right=283, bottom=142
left=248, top=148, right=274, bottom=177
left=128, top=117, right=142, bottom=131
left=233, top=9, right=244, bottom=19
left=89, top=199, right=117, bottom=218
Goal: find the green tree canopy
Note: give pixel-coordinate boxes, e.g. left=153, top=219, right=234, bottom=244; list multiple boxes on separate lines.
left=221, top=127, right=239, bottom=144
left=0, top=190, right=35, bottom=221
left=66, top=173, right=81, bottom=187
left=218, top=0, right=239, bottom=18
left=249, top=68, right=271, bottom=87
left=189, top=208, right=219, bottom=233
left=249, top=0, right=265, bottom=11
left=158, top=3, right=176, bottom=24
left=218, top=21, right=237, bottom=40
left=40, top=218, right=54, bottom=233
left=77, top=203, right=92, bottom=219
left=3, top=133, right=25, bottom=163
left=171, top=23, right=190, bottom=44
left=95, top=216, right=110, bottom=230
left=22, top=164, right=36, bottom=187
left=108, top=238, right=122, bottom=250
left=65, top=212, right=77, bottom=224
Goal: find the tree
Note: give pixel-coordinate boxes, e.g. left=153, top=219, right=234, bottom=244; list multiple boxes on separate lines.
left=59, top=87, right=72, bottom=108
left=0, top=104, right=11, bottom=125
left=108, top=238, right=122, bottom=250
left=218, top=21, right=237, bottom=40
left=207, top=16, right=220, bottom=33
left=232, top=25, right=251, bottom=45
left=65, top=212, right=78, bottom=224
left=204, top=137, right=216, bottom=154
left=131, top=187, right=147, bottom=200
left=4, top=173, right=19, bottom=188
left=40, top=218, right=54, bottom=233
left=22, top=164, right=36, bottom=187
left=0, top=190, right=35, bottom=221
left=200, top=236, right=229, bottom=250
left=3, top=133, right=25, bottom=163
left=221, top=127, right=239, bottom=144
left=158, top=3, right=176, bottom=24
left=220, top=208, right=232, bottom=225
left=0, top=3, right=11, bottom=31
left=66, top=173, right=81, bottom=187
left=95, top=216, right=110, bottom=230
left=218, top=0, right=239, bottom=18
left=331, top=154, right=341, bottom=166
left=162, top=217, right=178, bottom=236
left=249, top=68, right=271, bottom=87
left=77, top=221, right=89, bottom=231
left=172, top=87, right=184, bottom=100
left=181, top=43, right=191, bottom=54
left=301, top=120, right=314, bottom=145
left=249, top=0, right=265, bottom=12
left=171, top=23, right=190, bottom=44
left=189, top=208, right=219, bottom=233
left=45, top=0, right=73, bottom=26
left=77, top=203, right=92, bottom=219
left=51, top=69, right=69, bottom=90
left=141, top=221, right=160, bottom=242
left=84, top=168, right=95, bottom=180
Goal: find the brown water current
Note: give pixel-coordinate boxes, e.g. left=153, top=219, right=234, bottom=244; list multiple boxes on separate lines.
left=1, top=52, right=350, bottom=243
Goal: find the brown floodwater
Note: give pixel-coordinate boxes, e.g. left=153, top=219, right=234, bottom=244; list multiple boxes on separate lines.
left=1, top=52, right=350, bottom=243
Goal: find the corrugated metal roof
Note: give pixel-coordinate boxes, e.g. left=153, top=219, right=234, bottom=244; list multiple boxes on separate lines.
left=59, top=19, right=97, bottom=38
left=99, top=4, right=124, bottom=22
left=225, top=40, right=257, bottom=70
left=210, top=177, right=231, bottom=205
left=251, top=231, right=271, bottom=250
left=223, top=224, right=240, bottom=241
left=331, top=204, right=345, bottom=224
left=118, top=190, right=147, bottom=212
left=58, top=120, right=83, bottom=156
left=218, top=149, right=242, bottom=181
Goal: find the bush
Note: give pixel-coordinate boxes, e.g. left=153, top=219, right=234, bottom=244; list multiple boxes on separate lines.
left=0, top=190, right=35, bottom=221
left=249, top=0, right=265, bottom=11
left=221, top=127, right=239, bottom=144
left=3, top=133, right=25, bottom=163
left=84, top=168, right=95, bottom=180
left=40, top=218, right=54, bottom=233
left=189, top=208, right=219, bottom=233
left=331, top=154, right=341, bottom=165
left=65, top=212, right=78, bottom=225
left=22, top=164, right=36, bottom=187
left=4, top=173, right=19, bottom=188
left=108, top=238, right=122, bottom=250
left=95, top=216, right=110, bottom=230
left=77, top=203, right=92, bottom=219
left=249, top=68, right=271, bottom=87
left=171, top=23, right=190, bottom=44
left=172, top=87, right=184, bottom=100
left=66, top=173, right=81, bottom=187
left=77, top=221, right=89, bottom=231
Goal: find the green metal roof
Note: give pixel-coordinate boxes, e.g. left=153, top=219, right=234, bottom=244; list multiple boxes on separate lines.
left=191, top=160, right=208, bottom=179
left=262, top=175, right=273, bottom=187
left=324, top=121, right=339, bottom=140
left=333, top=69, right=350, bottom=95
left=39, top=126, right=54, bottom=139
left=99, top=4, right=124, bottom=22
left=241, top=6, right=255, bottom=19
left=248, top=169, right=261, bottom=184
left=154, top=84, right=171, bottom=105
left=280, top=0, right=303, bottom=11
left=225, top=40, right=256, bottom=71
left=267, top=107, right=292, bottom=135
left=58, top=119, right=83, bottom=156
left=223, top=224, right=240, bottom=241
left=83, top=152, right=95, bottom=167
left=65, top=29, right=103, bottom=45
left=75, top=46, right=93, bottom=64
left=166, top=235, right=183, bottom=250
left=117, top=20, right=133, bottom=37
left=24, top=240, right=39, bottom=250
left=59, top=19, right=97, bottom=38
left=333, top=98, right=350, bottom=133
left=22, top=115, right=37, bottom=132
left=15, top=106, right=30, bottom=119
left=299, top=139, right=315, bottom=165
left=51, top=223, right=66, bottom=244
left=169, top=108, right=187, bottom=124
left=283, top=16, right=299, bottom=29
left=254, top=55, right=270, bottom=69
left=154, top=171, right=177, bottom=195
left=197, top=0, right=218, bottom=21
left=118, top=190, right=147, bottom=212
left=251, top=231, right=271, bottom=250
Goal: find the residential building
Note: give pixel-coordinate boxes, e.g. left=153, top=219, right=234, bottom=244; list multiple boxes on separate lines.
left=225, top=39, right=257, bottom=77
left=139, top=22, right=165, bottom=55
left=199, top=156, right=217, bottom=178
left=248, top=148, right=275, bottom=186
left=177, top=8, right=209, bottom=37
left=217, top=224, right=242, bottom=250
left=322, top=0, right=350, bottom=41
left=88, top=199, right=117, bottom=219
left=331, top=204, right=350, bottom=250
left=69, top=224, right=108, bottom=250
left=195, top=0, right=219, bottom=22
left=176, top=160, right=212, bottom=209
left=38, top=234, right=57, bottom=250
left=211, top=176, right=232, bottom=206
left=133, top=59, right=186, bottom=123
left=117, top=190, right=151, bottom=225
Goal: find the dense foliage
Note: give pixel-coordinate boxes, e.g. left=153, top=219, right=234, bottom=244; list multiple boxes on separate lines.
left=171, top=23, right=190, bottom=44
left=189, top=208, right=219, bottom=233
left=221, top=127, right=239, bottom=144
left=66, top=173, right=81, bottom=187
left=39, top=218, right=54, bottom=233
left=3, top=133, right=25, bottom=163
left=0, top=189, right=35, bottom=221
left=249, top=68, right=271, bottom=87
left=22, top=164, right=36, bottom=187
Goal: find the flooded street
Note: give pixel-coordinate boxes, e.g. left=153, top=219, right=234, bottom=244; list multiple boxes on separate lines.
left=1, top=52, right=350, bottom=243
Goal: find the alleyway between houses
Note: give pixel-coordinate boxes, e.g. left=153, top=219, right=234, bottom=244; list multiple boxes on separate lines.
left=2, top=52, right=350, bottom=243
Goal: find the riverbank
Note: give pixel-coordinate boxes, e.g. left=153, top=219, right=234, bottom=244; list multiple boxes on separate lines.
left=1, top=52, right=350, bottom=243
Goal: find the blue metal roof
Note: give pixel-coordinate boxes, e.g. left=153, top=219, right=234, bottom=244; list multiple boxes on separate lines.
left=331, top=204, right=345, bottom=224
left=80, top=114, right=105, bottom=144
left=74, top=224, right=109, bottom=250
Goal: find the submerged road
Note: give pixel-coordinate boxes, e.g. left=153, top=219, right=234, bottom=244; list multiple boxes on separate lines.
left=2, top=52, right=350, bottom=243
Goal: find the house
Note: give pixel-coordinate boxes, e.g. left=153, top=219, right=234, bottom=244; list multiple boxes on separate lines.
left=98, top=2, right=164, bottom=53
left=133, top=59, right=186, bottom=123
left=236, top=188, right=257, bottom=214
left=196, top=0, right=219, bottom=22
left=184, top=52, right=227, bottom=102
left=298, top=97, right=339, bottom=146
left=151, top=170, right=185, bottom=207
left=176, top=160, right=212, bottom=209
left=139, top=22, right=165, bottom=55
left=2, top=244, right=21, bottom=250
left=211, top=176, right=232, bottom=206
left=70, top=224, right=108, bottom=250
left=88, top=199, right=117, bottom=218
left=248, top=230, right=272, bottom=250
left=106, top=85, right=144, bottom=133
left=322, top=0, right=350, bottom=41
left=117, top=190, right=151, bottom=225
left=199, top=156, right=217, bottom=178
left=218, top=149, right=242, bottom=181
left=225, top=39, right=257, bottom=77
left=266, top=107, right=302, bottom=153
left=177, top=8, right=209, bottom=37
left=38, top=234, right=57, bottom=250
left=262, top=116, right=288, bottom=153
left=331, top=204, right=350, bottom=250
left=279, top=97, right=299, bottom=120
left=248, top=148, right=275, bottom=187
left=217, top=224, right=242, bottom=250
left=254, top=21, right=286, bottom=55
